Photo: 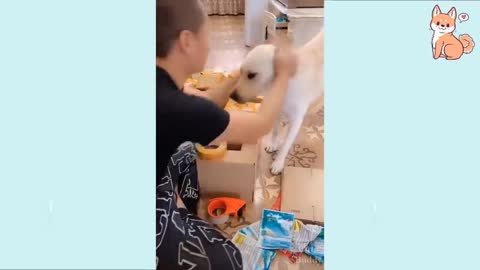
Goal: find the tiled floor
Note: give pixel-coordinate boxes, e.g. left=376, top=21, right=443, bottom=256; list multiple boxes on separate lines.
left=201, top=15, right=324, bottom=270
left=206, top=16, right=250, bottom=71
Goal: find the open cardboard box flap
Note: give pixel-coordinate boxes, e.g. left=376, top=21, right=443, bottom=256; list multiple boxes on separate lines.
left=281, top=166, right=324, bottom=223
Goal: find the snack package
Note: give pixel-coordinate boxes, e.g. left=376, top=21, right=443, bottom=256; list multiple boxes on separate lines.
left=303, top=227, right=324, bottom=264
left=239, top=221, right=261, bottom=240
left=232, top=231, right=277, bottom=270
left=259, top=209, right=295, bottom=250
left=289, top=220, right=323, bottom=252
left=189, top=70, right=230, bottom=90
left=259, top=249, right=277, bottom=270
left=225, top=99, right=260, bottom=113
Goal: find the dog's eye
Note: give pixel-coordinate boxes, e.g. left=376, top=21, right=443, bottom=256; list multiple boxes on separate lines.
left=436, top=21, right=440, bottom=25
left=247, top=72, right=257, bottom=80
left=447, top=23, right=450, bottom=27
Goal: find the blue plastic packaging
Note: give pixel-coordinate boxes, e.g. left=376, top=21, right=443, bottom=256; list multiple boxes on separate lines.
left=259, top=209, right=295, bottom=250
left=304, top=227, right=324, bottom=263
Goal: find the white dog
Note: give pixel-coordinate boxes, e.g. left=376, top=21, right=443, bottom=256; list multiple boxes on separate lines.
left=232, top=31, right=324, bottom=174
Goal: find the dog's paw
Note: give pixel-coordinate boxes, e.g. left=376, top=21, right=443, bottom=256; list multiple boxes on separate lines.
left=265, top=143, right=279, bottom=154
left=264, top=137, right=281, bottom=153
left=270, top=159, right=285, bottom=175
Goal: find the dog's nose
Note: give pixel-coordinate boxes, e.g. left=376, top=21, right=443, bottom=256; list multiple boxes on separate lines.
left=441, top=24, right=445, bottom=27
left=230, top=91, right=241, bottom=102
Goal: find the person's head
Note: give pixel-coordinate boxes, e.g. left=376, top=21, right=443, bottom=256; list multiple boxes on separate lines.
left=157, top=0, right=209, bottom=75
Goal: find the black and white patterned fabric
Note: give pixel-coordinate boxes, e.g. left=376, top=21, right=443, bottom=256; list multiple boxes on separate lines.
left=156, top=142, right=243, bottom=270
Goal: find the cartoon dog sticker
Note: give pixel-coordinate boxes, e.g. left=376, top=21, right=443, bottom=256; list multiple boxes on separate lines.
left=430, top=5, right=475, bottom=60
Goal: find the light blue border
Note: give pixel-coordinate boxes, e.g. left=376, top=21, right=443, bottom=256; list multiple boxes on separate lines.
left=0, top=1, right=155, bottom=269
left=326, top=1, right=480, bottom=269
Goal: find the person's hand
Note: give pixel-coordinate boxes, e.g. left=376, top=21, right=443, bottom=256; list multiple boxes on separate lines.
left=273, top=39, right=298, bottom=79
left=183, top=83, right=199, bottom=94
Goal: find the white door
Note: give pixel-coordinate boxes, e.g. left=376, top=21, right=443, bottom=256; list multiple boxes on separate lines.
left=245, top=0, right=269, bottom=47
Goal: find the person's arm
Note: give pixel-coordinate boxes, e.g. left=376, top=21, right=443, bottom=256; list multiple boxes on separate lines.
left=211, top=74, right=290, bottom=144
left=211, top=47, right=297, bottom=145
left=184, top=71, right=240, bottom=108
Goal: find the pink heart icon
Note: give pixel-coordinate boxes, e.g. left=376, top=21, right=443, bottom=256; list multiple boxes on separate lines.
left=461, top=14, right=466, bottom=19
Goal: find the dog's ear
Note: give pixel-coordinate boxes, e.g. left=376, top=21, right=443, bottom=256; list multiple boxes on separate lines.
left=432, top=5, right=441, bottom=17
left=447, top=7, right=456, bottom=19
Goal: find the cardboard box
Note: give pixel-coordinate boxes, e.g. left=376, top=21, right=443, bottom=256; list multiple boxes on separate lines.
left=197, top=143, right=258, bottom=202
left=281, top=167, right=324, bottom=223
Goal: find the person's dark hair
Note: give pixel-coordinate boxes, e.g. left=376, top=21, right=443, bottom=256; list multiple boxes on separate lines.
left=157, top=0, right=206, bottom=58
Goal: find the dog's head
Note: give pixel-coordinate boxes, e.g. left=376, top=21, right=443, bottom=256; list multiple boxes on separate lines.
left=430, top=5, right=457, bottom=34
left=231, top=44, right=276, bottom=103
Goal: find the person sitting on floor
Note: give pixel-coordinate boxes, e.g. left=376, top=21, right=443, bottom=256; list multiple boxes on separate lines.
left=156, top=0, right=298, bottom=269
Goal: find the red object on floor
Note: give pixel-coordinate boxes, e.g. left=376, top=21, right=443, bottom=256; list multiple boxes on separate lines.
left=208, top=197, right=246, bottom=218
left=271, top=192, right=282, bottom=211
left=280, top=250, right=302, bottom=263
